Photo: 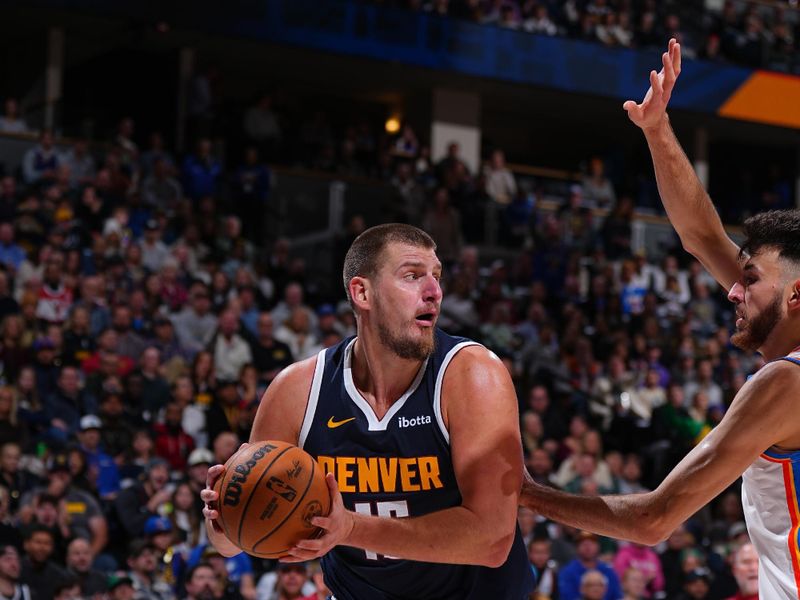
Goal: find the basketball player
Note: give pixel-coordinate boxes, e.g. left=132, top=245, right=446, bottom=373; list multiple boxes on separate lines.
left=202, top=224, right=535, bottom=598
left=521, top=38, right=800, bottom=598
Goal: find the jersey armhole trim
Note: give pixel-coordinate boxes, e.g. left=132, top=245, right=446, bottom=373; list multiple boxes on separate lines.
left=298, top=348, right=327, bottom=449
left=433, top=341, right=480, bottom=445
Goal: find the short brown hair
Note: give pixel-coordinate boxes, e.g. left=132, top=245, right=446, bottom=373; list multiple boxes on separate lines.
left=740, top=209, right=800, bottom=264
left=342, top=223, right=435, bottom=306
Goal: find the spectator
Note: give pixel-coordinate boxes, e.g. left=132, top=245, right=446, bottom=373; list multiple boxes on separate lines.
left=183, top=138, right=222, bottom=202
left=36, top=252, right=72, bottom=324
left=65, top=537, right=107, bottom=597
left=299, top=561, right=332, bottom=600
left=0, top=98, right=29, bottom=134
left=684, top=359, right=723, bottom=411
left=528, top=536, right=559, bottom=598
left=186, top=544, right=256, bottom=600
left=621, top=567, right=646, bottom=600
left=0, top=442, right=38, bottom=515
left=0, top=545, right=32, bottom=600
left=579, top=569, right=609, bottom=600
left=22, top=129, right=60, bottom=185
left=44, top=365, right=97, bottom=441
left=558, top=531, right=622, bottom=600
left=77, top=414, right=120, bottom=499
left=422, top=187, right=463, bottom=265
left=613, top=542, right=664, bottom=598
left=168, top=375, right=206, bottom=448
left=140, top=132, right=176, bottom=177
left=134, top=346, right=170, bottom=418
left=243, top=93, right=282, bottom=158
left=677, top=567, right=713, bottom=600
left=184, top=562, right=218, bottom=600
left=0, top=224, right=26, bottom=275
left=21, top=452, right=108, bottom=557
left=205, top=379, right=248, bottom=446
left=61, top=140, right=97, bottom=190
left=170, top=478, right=205, bottom=547
left=232, top=147, right=271, bottom=242
left=270, top=282, right=315, bottom=331
left=140, top=219, right=170, bottom=273
left=485, top=149, right=517, bottom=206
left=0, top=388, right=25, bottom=448
left=114, top=457, right=172, bottom=539
left=141, top=158, right=183, bottom=212
left=523, top=4, right=558, bottom=35
left=274, top=307, right=321, bottom=362
left=211, top=309, right=253, bottom=381
left=153, top=402, right=195, bottom=472
left=249, top=312, right=294, bottom=385
left=725, top=542, right=758, bottom=600
left=62, top=305, right=95, bottom=367
left=20, top=524, right=69, bottom=599
left=171, top=285, right=218, bottom=357
left=257, top=562, right=313, bottom=600
left=107, top=573, right=136, bottom=600
left=98, top=391, right=135, bottom=463
left=125, top=539, right=173, bottom=600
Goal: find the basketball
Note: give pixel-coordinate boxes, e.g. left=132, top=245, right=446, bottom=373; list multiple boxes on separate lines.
left=213, top=440, right=331, bottom=558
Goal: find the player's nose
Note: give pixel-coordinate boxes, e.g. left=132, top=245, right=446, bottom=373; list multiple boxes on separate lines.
left=727, top=281, right=744, bottom=304
left=422, top=275, right=442, bottom=303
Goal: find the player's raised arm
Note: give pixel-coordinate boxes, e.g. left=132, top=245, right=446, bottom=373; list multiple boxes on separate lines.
left=625, top=38, right=741, bottom=291
left=521, top=359, right=800, bottom=544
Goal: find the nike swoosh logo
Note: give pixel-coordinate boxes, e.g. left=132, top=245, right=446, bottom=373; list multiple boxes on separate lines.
left=327, top=416, right=356, bottom=429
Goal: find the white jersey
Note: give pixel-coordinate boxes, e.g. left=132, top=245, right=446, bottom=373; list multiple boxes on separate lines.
left=742, top=447, right=800, bottom=598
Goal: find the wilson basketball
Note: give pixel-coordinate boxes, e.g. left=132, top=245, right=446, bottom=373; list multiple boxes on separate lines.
left=213, top=440, right=331, bottom=558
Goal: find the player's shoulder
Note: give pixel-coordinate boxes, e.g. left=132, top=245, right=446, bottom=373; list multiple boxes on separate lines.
left=747, top=355, right=800, bottom=389
left=446, top=343, right=505, bottom=372
left=268, top=354, right=319, bottom=396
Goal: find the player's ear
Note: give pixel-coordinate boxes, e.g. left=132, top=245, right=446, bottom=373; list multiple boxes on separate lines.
left=349, top=276, right=370, bottom=310
left=788, top=279, right=800, bottom=314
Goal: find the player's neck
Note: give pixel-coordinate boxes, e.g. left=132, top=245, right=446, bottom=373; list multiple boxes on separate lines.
left=759, top=333, right=800, bottom=361
left=351, top=336, right=424, bottom=416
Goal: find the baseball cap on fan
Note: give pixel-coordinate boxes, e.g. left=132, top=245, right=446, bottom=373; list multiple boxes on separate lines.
left=187, top=448, right=214, bottom=467
left=79, top=414, right=102, bottom=431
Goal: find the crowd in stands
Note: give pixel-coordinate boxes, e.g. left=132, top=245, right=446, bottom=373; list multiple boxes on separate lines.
left=378, top=0, right=800, bottom=72
left=0, top=43, right=777, bottom=597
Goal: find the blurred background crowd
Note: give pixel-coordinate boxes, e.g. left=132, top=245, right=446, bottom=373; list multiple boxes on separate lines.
left=377, top=0, right=800, bottom=72
left=0, top=0, right=795, bottom=599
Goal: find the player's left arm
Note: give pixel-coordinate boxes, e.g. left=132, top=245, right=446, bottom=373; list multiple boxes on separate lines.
left=521, top=359, right=800, bottom=544
left=285, top=346, right=524, bottom=566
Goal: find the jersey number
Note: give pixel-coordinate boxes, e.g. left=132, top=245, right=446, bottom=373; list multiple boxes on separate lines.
left=353, top=500, right=409, bottom=560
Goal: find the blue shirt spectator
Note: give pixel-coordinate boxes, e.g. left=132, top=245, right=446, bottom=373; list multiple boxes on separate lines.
left=183, top=138, right=222, bottom=201
left=558, top=532, right=623, bottom=600
left=0, top=223, right=26, bottom=272
left=78, top=414, right=121, bottom=498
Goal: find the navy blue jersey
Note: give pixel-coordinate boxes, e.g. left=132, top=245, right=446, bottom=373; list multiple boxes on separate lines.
left=300, top=328, right=534, bottom=600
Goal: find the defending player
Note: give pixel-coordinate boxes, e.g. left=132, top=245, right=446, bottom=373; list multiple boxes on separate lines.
left=203, top=224, right=535, bottom=598
left=521, top=38, right=800, bottom=598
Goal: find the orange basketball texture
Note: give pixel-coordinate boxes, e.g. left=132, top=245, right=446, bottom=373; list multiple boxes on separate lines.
left=213, top=440, right=331, bottom=558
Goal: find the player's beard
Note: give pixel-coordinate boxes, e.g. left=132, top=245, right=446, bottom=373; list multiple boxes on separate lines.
left=375, top=301, right=435, bottom=361
left=731, top=292, right=783, bottom=352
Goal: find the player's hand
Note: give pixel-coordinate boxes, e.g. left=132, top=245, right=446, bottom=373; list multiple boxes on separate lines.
left=201, top=443, right=249, bottom=532
left=623, top=38, right=681, bottom=132
left=281, top=473, right=354, bottom=562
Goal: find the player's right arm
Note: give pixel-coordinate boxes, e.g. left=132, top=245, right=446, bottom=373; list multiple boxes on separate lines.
left=201, top=357, right=315, bottom=556
left=521, top=359, right=800, bottom=543
left=625, top=38, right=741, bottom=291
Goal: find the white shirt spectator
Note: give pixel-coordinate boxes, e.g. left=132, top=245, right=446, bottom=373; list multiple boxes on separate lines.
left=212, top=333, right=253, bottom=381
